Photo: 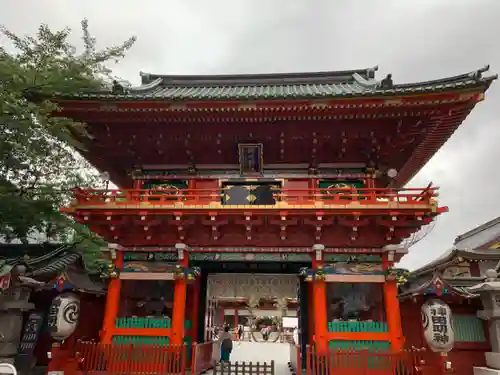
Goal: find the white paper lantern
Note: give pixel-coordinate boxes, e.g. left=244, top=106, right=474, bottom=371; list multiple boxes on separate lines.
left=421, top=299, right=455, bottom=352
left=48, top=293, right=81, bottom=341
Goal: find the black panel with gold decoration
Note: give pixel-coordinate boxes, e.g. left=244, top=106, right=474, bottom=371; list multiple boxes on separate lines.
left=143, top=180, right=188, bottom=201
left=319, top=180, right=365, bottom=200
left=221, top=182, right=280, bottom=205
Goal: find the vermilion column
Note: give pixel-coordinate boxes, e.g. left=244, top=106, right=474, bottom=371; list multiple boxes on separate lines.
left=382, top=252, right=404, bottom=351
left=101, top=251, right=124, bottom=344
left=312, top=246, right=328, bottom=354
left=172, top=254, right=189, bottom=345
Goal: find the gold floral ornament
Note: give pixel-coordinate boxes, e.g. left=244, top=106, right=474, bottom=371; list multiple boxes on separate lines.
left=384, top=267, right=410, bottom=286
left=299, top=266, right=327, bottom=282
left=100, top=262, right=119, bottom=279
left=173, top=265, right=201, bottom=281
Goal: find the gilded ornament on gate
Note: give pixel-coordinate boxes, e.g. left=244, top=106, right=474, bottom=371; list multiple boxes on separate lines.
left=100, top=262, right=119, bottom=279
left=246, top=194, right=256, bottom=202
left=156, top=184, right=181, bottom=194
left=327, top=182, right=351, bottom=194
left=384, top=267, right=409, bottom=285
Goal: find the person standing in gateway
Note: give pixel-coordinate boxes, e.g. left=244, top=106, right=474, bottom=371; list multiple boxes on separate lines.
left=219, top=326, right=233, bottom=362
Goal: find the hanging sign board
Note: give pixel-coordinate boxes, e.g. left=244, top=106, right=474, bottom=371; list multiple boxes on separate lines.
left=421, top=299, right=455, bottom=352
left=17, top=312, right=44, bottom=356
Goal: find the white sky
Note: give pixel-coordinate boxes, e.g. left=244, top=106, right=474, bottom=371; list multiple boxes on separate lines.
left=1, top=0, right=499, bottom=269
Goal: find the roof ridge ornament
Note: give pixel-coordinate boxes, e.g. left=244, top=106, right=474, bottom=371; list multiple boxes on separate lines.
left=380, top=74, right=394, bottom=89
left=469, top=65, right=493, bottom=81
left=352, top=73, right=378, bottom=88
left=366, top=65, right=379, bottom=78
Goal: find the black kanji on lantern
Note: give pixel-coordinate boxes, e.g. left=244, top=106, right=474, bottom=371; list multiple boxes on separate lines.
left=431, top=315, right=448, bottom=333
left=430, top=303, right=450, bottom=344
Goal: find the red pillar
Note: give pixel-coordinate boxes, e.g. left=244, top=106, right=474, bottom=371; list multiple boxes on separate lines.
left=172, top=254, right=189, bottom=345
left=101, top=251, right=123, bottom=344
left=383, top=252, right=404, bottom=351
left=312, top=246, right=328, bottom=354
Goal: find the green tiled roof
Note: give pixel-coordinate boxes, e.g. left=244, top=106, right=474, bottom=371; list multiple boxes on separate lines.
left=64, top=65, right=496, bottom=101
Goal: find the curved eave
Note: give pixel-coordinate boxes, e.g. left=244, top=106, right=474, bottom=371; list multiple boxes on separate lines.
left=28, top=251, right=81, bottom=278
left=399, top=274, right=478, bottom=300
left=390, top=101, right=482, bottom=188
left=411, top=249, right=500, bottom=278
left=63, top=263, right=106, bottom=294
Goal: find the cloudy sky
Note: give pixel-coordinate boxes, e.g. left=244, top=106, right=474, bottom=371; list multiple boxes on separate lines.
left=1, top=0, right=499, bottom=269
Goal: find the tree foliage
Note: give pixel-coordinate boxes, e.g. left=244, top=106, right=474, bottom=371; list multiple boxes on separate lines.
left=0, top=20, right=136, bottom=271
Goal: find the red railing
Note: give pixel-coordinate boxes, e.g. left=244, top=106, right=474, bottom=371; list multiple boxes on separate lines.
left=71, top=186, right=438, bottom=207
left=191, top=342, right=214, bottom=375
left=302, top=345, right=432, bottom=375
left=75, top=342, right=187, bottom=375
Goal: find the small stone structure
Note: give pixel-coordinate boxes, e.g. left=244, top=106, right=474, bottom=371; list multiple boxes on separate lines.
left=0, top=287, right=34, bottom=364
left=469, top=268, right=500, bottom=375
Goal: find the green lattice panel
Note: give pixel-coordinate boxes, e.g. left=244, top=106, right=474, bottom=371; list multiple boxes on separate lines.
left=328, top=321, right=388, bottom=333
left=115, top=317, right=171, bottom=329
left=329, top=340, right=391, bottom=351
left=184, top=320, right=192, bottom=360
left=453, top=315, right=486, bottom=343
left=112, top=336, right=170, bottom=345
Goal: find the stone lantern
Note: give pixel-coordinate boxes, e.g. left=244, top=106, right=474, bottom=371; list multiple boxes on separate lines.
left=468, top=269, right=500, bottom=375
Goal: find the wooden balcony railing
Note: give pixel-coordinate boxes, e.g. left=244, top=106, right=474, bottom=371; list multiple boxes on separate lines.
left=70, top=186, right=438, bottom=207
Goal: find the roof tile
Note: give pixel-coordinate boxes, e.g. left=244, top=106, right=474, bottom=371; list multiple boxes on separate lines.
left=63, top=66, right=496, bottom=101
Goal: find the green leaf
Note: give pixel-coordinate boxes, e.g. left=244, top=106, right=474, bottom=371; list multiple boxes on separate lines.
left=0, top=20, right=135, bottom=270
